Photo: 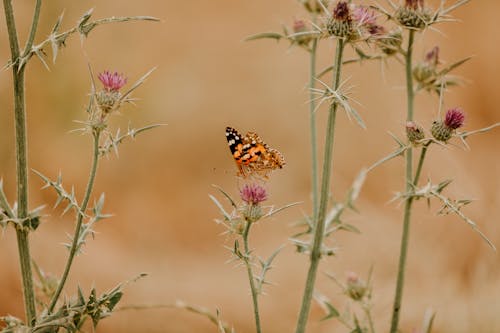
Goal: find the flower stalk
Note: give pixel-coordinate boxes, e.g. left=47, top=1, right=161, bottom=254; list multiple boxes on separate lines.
left=390, top=29, right=415, bottom=333
left=242, top=219, right=262, bottom=333
left=48, top=129, right=102, bottom=312
left=295, top=37, right=346, bottom=333
left=309, top=14, right=319, bottom=226
left=3, top=0, right=43, bottom=325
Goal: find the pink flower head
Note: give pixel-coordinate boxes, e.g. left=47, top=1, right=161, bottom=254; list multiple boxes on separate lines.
left=425, top=46, right=439, bottom=66
left=333, top=1, right=351, bottom=21
left=353, top=6, right=377, bottom=27
left=293, top=18, right=308, bottom=34
left=444, top=107, right=465, bottom=129
left=240, top=184, right=268, bottom=205
left=98, top=70, right=127, bottom=92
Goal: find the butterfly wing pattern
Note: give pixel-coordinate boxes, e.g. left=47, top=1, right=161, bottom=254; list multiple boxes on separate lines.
left=225, top=126, right=285, bottom=179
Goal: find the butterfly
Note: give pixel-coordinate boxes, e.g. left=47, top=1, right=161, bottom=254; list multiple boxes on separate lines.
left=225, top=126, right=285, bottom=179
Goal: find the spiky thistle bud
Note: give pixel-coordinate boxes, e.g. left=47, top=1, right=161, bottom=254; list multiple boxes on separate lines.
left=395, top=0, right=431, bottom=30
left=292, top=18, right=313, bottom=45
left=326, top=1, right=354, bottom=38
left=406, top=121, right=425, bottom=144
left=346, top=272, right=367, bottom=301
left=413, top=46, right=439, bottom=83
left=431, top=107, right=465, bottom=142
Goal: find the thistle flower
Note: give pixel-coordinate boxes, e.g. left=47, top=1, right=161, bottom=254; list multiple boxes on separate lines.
left=292, top=18, right=313, bottom=45
left=98, top=71, right=127, bottom=92
left=413, top=46, right=439, bottom=84
left=405, top=0, right=424, bottom=10
left=431, top=107, right=465, bottom=142
left=395, top=0, right=431, bottom=29
left=352, top=6, right=377, bottom=27
left=406, top=121, right=425, bottom=144
left=352, top=6, right=385, bottom=37
left=95, top=70, right=127, bottom=115
left=425, top=46, right=440, bottom=67
left=240, top=184, right=268, bottom=206
left=326, top=1, right=354, bottom=38
left=240, top=184, right=268, bottom=223
left=444, top=107, right=465, bottom=130
left=346, top=271, right=367, bottom=301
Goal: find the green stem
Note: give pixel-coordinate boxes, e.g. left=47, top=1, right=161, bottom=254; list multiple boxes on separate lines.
left=22, top=0, right=42, bottom=58
left=390, top=29, right=415, bottom=333
left=363, top=305, right=376, bottom=333
left=242, top=219, right=262, bottom=333
left=48, top=129, right=101, bottom=313
left=309, top=15, right=319, bottom=223
left=295, top=38, right=345, bottom=333
left=3, top=0, right=39, bottom=325
left=413, top=142, right=429, bottom=186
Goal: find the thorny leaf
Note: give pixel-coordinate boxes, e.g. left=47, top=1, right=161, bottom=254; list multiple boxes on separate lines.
left=100, top=124, right=164, bottom=157
left=33, top=170, right=82, bottom=217
left=314, top=293, right=340, bottom=321
left=255, top=246, right=283, bottom=294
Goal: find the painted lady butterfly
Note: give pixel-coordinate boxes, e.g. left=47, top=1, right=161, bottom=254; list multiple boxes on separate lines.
left=225, top=126, right=285, bottom=178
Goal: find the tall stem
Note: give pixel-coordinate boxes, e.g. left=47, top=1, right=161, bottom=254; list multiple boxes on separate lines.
left=3, top=0, right=41, bottom=324
left=48, top=129, right=101, bottom=312
left=295, top=38, right=345, bottom=333
left=390, top=29, right=415, bottom=333
left=309, top=15, right=319, bottom=223
left=242, top=220, right=262, bottom=333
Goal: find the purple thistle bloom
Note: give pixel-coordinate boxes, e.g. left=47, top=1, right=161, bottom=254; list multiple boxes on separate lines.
left=352, top=6, right=377, bottom=27
left=240, top=184, right=268, bottom=205
left=405, top=0, right=424, bottom=9
left=293, top=18, right=307, bottom=33
left=444, top=107, right=465, bottom=130
left=425, top=46, right=439, bottom=66
left=98, top=71, right=127, bottom=92
left=333, top=1, right=351, bottom=21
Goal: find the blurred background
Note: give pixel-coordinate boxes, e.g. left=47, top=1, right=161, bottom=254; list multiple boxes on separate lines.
left=0, top=1, right=498, bottom=332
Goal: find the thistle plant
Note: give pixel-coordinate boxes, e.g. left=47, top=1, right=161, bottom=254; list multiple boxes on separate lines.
left=211, top=183, right=297, bottom=333
left=237, top=0, right=498, bottom=332
left=0, top=1, right=157, bottom=331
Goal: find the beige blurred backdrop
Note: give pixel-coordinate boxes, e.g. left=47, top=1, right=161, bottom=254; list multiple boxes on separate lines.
left=0, top=1, right=499, bottom=332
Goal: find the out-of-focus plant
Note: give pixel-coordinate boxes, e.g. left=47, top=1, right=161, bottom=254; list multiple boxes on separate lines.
left=0, top=1, right=158, bottom=331
left=239, top=0, right=499, bottom=333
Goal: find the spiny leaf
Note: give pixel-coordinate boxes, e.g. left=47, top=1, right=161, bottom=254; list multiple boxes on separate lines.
left=244, top=32, right=284, bottom=42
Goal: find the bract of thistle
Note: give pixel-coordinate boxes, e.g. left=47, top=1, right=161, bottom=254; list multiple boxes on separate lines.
left=395, top=0, right=432, bottom=29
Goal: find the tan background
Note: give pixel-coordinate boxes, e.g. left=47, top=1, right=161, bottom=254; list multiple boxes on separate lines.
left=0, top=1, right=499, bottom=332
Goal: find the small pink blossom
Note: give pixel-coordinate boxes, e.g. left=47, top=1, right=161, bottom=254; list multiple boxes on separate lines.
left=293, top=18, right=307, bottom=33
left=98, top=71, right=127, bottom=92
left=352, top=6, right=377, bottom=27
left=444, top=107, right=465, bottom=129
left=425, top=46, right=439, bottom=66
left=240, top=184, right=268, bottom=205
